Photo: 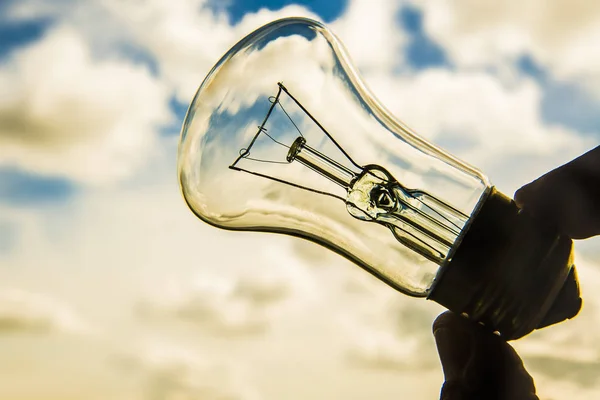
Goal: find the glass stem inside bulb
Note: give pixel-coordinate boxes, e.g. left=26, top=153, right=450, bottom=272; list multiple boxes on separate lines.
left=287, top=136, right=468, bottom=264
left=287, top=137, right=358, bottom=187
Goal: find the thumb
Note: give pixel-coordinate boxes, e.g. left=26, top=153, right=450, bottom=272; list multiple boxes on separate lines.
left=433, top=312, right=538, bottom=400
left=514, top=145, right=600, bottom=239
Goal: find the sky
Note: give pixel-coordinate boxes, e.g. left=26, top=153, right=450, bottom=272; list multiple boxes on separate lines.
left=0, top=0, right=599, bottom=399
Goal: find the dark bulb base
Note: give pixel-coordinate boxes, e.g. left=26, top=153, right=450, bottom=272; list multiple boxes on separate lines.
left=428, top=188, right=582, bottom=340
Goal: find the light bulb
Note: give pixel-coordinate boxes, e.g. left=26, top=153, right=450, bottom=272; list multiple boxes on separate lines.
left=178, top=17, right=581, bottom=339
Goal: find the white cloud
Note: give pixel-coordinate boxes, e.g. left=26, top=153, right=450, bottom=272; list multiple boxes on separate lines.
left=0, top=288, right=87, bottom=334
left=0, top=0, right=324, bottom=185
left=337, top=270, right=443, bottom=371
left=0, top=25, right=172, bottom=184
left=115, top=342, right=260, bottom=400
left=363, top=68, right=595, bottom=192
left=344, top=325, right=432, bottom=371
left=342, top=305, right=441, bottom=371
left=136, top=273, right=291, bottom=336
left=90, top=0, right=406, bottom=104
left=481, top=255, right=600, bottom=399
left=515, top=256, right=600, bottom=367
left=369, top=69, right=582, bottom=155
left=331, top=0, right=407, bottom=74
left=532, top=376, right=600, bottom=400
left=412, top=0, right=600, bottom=97
left=100, top=0, right=320, bottom=103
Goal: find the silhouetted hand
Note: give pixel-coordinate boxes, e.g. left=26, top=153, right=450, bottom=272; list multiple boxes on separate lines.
left=434, top=311, right=538, bottom=400
left=433, top=146, right=600, bottom=400
left=515, top=146, right=600, bottom=239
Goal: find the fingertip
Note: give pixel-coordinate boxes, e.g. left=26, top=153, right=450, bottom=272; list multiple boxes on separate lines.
left=432, top=311, right=458, bottom=335
left=514, top=184, right=535, bottom=208
left=433, top=311, right=481, bottom=336
left=433, top=312, right=476, bottom=384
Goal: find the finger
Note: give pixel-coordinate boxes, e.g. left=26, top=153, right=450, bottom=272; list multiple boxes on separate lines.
left=433, top=312, right=538, bottom=400
left=536, top=266, right=582, bottom=329
left=514, top=145, right=600, bottom=239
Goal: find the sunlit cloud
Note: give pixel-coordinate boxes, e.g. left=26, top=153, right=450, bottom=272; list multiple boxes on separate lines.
left=99, top=0, right=320, bottom=103
left=114, top=341, right=260, bottom=400
left=0, top=25, right=172, bottom=185
left=345, top=326, right=431, bottom=371
left=513, top=256, right=600, bottom=394
left=136, top=273, right=291, bottom=336
left=0, top=288, right=87, bottom=334
left=340, top=285, right=442, bottom=371
left=330, top=0, right=407, bottom=74
left=364, top=68, right=595, bottom=193
left=412, top=0, right=600, bottom=93
left=532, top=376, right=600, bottom=400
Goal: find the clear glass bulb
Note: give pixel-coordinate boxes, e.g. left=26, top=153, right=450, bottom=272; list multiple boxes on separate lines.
left=178, top=17, right=580, bottom=339
left=178, top=17, right=489, bottom=297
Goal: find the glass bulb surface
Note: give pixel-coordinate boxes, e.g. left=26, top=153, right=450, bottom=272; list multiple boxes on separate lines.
left=178, top=17, right=490, bottom=296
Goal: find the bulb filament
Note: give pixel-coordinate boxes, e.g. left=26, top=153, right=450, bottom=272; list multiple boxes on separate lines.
left=230, top=83, right=468, bottom=264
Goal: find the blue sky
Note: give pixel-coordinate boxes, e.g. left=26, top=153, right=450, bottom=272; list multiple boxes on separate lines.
left=398, top=5, right=448, bottom=69
left=212, top=0, right=348, bottom=23
left=0, top=167, right=75, bottom=206
left=0, top=18, right=52, bottom=60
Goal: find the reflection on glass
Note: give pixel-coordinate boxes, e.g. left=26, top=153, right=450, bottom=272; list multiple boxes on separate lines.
left=178, top=18, right=489, bottom=296
left=230, top=83, right=468, bottom=264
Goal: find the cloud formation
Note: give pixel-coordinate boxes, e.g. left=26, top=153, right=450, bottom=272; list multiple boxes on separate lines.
left=100, top=0, right=320, bottom=102
left=413, top=0, right=600, bottom=97
left=512, top=256, right=600, bottom=397
left=342, top=300, right=442, bottom=371
left=136, top=273, right=290, bottom=336
left=115, top=342, right=260, bottom=400
left=0, top=25, right=172, bottom=184
left=366, top=71, right=595, bottom=195
left=336, top=269, right=443, bottom=371
left=331, top=0, right=407, bottom=74
left=0, top=288, right=87, bottom=334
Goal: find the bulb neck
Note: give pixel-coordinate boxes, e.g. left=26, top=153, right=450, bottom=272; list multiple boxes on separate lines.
left=428, top=188, right=582, bottom=340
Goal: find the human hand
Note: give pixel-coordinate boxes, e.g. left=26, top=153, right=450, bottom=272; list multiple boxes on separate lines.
left=433, top=311, right=538, bottom=400
left=514, top=145, right=600, bottom=239
left=433, top=145, right=600, bottom=400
